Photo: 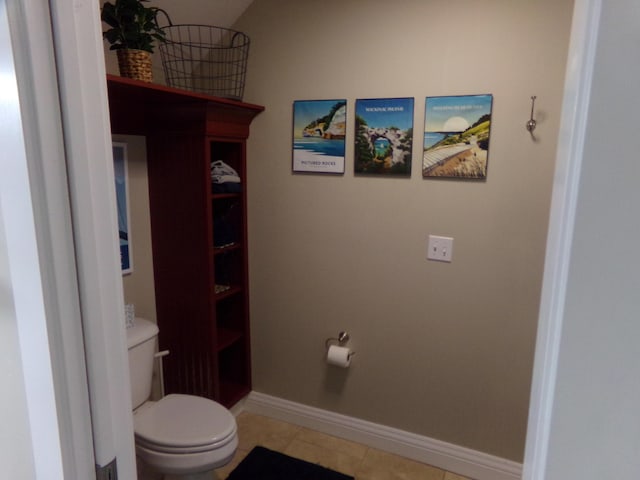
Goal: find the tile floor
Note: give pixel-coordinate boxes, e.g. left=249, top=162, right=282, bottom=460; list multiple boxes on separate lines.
left=209, top=412, right=472, bottom=480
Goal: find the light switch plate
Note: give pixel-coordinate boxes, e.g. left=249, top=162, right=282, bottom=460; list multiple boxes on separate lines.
left=427, top=235, right=454, bottom=262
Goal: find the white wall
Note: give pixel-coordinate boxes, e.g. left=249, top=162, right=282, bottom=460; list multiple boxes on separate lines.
left=0, top=209, right=37, bottom=479
left=117, top=135, right=158, bottom=324
left=543, top=1, right=640, bottom=477
left=0, top=2, right=62, bottom=476
left=236, top=0, right=574, bottom=462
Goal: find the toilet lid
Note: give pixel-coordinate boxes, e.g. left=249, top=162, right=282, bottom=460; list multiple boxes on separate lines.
left=134, top=394, right=236, bottom=449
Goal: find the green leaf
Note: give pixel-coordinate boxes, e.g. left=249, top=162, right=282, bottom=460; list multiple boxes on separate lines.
left=100, top=0, right=166, bottom=51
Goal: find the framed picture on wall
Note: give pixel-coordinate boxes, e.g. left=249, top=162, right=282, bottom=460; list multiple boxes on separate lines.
left=423, top=94, right=493, bottom=179
left=292, top=99, right=346, bottom=174
left=112, top=142, right=132, bottom=275
left=354, top=97, right=414, bottom=176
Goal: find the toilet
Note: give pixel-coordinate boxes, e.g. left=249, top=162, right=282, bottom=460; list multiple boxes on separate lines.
left=127, top=317, right=238, bottom=479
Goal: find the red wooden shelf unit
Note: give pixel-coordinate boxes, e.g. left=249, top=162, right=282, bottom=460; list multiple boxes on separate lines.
left=107, top=75, right=263, bottom=407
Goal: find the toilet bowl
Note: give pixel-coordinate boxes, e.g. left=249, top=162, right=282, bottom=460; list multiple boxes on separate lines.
left=127, top=318, right=238, bottom=478
left=134, top=394, right=238, bottom=475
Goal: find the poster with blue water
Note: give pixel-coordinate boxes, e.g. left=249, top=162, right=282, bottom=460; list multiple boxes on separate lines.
left=113, top=142, right=132, bottom=274
left=423, top=94, right=493, bottom=179
left=354, top=97, right=414, bottom=175
left=293, top=99, right=346, bottom=174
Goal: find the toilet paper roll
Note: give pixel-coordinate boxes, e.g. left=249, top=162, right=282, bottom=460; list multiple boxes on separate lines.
left=327, top=345, right=352, bottom=368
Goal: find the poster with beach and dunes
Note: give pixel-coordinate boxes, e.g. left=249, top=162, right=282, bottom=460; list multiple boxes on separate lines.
left=293, top=99, right=346, bottom=174
left=354, top=97, right=414, bottom=175
left=423, top=94, right=493, bottom=179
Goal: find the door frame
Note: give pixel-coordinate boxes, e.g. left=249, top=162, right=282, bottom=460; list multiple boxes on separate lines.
left=522, top=0, right=602, bottom=478
left=3, top=0, right=137, bottom=478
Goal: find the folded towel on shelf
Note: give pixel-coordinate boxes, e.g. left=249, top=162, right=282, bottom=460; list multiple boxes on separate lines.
left=212, top=174, right=241, bottom=184
left=211, top=160, right=242, bottom=193
left=211, top=160, right=239, bottom=178
left=213, top=182, right=242, bottom=193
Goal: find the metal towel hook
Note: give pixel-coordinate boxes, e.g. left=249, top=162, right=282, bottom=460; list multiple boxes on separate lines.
left=526, top=95, right=537, bottom=133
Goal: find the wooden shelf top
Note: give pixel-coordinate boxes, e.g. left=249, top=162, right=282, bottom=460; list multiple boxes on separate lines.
left=107, top=74, right=264, bottom=111
left=106, top=74, right=264, bottom=136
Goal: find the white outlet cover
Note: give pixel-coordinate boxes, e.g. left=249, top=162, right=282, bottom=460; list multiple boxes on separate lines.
left=427, top=235, right=454, bottom=262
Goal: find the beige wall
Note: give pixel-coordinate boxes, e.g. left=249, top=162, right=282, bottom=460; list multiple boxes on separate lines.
left=236, top=0, right=573, bottom=462
left=114, top=135, right=157, bottom=324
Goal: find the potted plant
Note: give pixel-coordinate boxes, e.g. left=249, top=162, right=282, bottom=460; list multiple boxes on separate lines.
left=101, top=0, right=167, bottom=82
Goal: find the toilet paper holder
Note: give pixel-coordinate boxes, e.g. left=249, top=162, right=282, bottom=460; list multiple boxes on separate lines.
left=325, top=332, right=356, bottom=365
left=325, top=331, right=353, bottom=352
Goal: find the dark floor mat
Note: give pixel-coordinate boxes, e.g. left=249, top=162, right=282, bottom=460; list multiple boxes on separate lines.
left=226, top=446, right=354, bottom=480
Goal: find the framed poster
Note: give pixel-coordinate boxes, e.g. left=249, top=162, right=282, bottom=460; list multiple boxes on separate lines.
left=112, top=142, right=132, bottom=274
left=423, top=94, right=493, bottom=179
left=354, top=97, right=414, bottom=175
left=292, top=99, right=346, bottom=174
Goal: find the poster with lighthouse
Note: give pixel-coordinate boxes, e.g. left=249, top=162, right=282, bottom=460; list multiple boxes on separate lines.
left=423, top=94, right=493, bottom=179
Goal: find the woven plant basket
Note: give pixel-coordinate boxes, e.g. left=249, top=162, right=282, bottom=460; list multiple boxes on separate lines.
left=117, top=49, right=153, bottom=82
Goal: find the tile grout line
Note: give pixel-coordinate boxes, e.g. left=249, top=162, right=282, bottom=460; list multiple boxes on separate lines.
left=352, top=446, right=370, bottom=480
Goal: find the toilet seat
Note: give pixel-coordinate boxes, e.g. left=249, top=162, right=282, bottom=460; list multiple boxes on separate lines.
left=134, top=394, right=237, bottom=454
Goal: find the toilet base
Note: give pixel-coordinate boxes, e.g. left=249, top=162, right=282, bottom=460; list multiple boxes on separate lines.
left=164, top=472, right=212, bottom=480
left=136, top=457, right=214, bottom=480
left=136, top=433, right=237, bottom=477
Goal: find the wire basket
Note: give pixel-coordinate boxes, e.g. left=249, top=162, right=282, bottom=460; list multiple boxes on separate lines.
left=159, top=24, right=250, bottom=100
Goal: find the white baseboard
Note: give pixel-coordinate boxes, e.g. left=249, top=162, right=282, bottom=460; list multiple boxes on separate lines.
left=243, top=391, right=522, bottom=480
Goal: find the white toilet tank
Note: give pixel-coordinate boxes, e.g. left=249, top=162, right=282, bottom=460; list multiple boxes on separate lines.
left=126, top=317, right=159, bottom=410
